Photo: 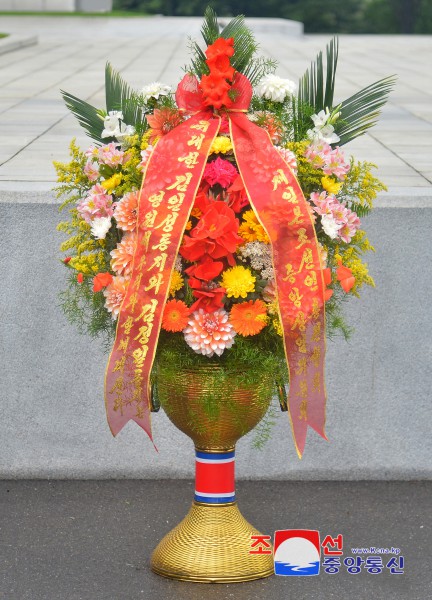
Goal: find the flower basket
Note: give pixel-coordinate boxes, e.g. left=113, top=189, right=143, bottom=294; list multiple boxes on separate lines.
left=55, top=7, right=395, bottom=582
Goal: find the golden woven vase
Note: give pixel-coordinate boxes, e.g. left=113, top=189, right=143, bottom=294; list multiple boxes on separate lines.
left=151, top=363, right=274, bottom=583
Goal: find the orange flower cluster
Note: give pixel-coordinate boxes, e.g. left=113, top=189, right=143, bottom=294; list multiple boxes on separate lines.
left=200, top=37, right=235, bottom=110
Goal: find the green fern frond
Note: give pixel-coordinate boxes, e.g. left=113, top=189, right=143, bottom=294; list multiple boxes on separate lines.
left=61, top=90, right=105, bottom=143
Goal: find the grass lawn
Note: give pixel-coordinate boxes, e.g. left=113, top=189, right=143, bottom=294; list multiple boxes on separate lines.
left=0, top=11, right=147, bottom=17
left=0, top=33, right=9, bottom=38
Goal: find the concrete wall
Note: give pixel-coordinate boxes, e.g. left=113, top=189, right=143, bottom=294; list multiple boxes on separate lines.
left=0, top=191, right=431, bottom=480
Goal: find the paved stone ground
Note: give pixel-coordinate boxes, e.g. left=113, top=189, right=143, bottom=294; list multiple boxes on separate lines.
left=1, top=480, right=430, bottom=600
left=0, top=16, right=431, bottom=198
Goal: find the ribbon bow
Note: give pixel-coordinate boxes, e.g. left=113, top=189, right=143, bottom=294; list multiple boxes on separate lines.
left=105, top=73, right=327, bottom=457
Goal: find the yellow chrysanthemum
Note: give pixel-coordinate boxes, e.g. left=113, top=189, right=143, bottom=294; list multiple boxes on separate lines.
left=101, top=172, right=122, bottom=192
left=239, top=210, right=270, bottom=243
left=221, top=266, right=255, bottom=298
left=185, top=220, right=193, bottom=231
left=210, top=136, right=233, bottom=155
left=169, top=270, right=184, bottom=296
left=321, top=176, right=342, bottom=195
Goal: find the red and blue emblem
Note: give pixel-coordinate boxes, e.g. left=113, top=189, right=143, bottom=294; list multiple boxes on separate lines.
left=274, top=529, right=321, bottom=576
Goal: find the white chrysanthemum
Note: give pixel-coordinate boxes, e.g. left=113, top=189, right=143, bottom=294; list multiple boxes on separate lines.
left=141, top=82, right=171, bottom=103
left=184, top=309, right=236, bottom=357
left=321, top=214, right=340, bottom=239
left=255, top=74, right=297, bottom=103
left=90, top=216, right=112, bottom=240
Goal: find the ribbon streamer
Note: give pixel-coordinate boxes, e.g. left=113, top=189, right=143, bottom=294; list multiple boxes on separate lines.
left=105, top=73, right=327, bottom=457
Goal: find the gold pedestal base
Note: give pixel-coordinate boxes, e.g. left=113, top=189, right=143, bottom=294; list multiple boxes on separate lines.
left=151, top=501, right=274, bottom=583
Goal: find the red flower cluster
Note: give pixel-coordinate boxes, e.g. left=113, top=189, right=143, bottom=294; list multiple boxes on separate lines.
left=180, top=198, right=243, bottom=312
left=200, top=37, right=235, bottom=109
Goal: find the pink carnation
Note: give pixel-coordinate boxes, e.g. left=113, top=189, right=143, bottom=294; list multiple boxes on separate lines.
left=203, top=157, right=238, bottom=189
left=97, top=142, right=126, bottom=168
left=77, top=184, right=114, bottom=224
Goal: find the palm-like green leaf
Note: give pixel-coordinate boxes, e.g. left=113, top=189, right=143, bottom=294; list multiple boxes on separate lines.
left=189, top=8, right=261, bottom=83
left=336, top=76, right=397, bottom=145
left=297, top=37, right=396, bottom=146
left=105, top=62, right=146, bottom=133
left=60, top=90, right=105, bottom=142
left=298, top=37, right=339, bottom=112
left=200, top=6, right=220, bottom=45
left=221, top=15, right=258, bottom=76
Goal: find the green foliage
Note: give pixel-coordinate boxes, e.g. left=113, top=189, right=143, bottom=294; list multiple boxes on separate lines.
left=156, top=327, right=287, bottom=377
left=105, top=63, right=148, bottom=135
left=60, top=91, right=105, bottom=143
left=188, top=7, right=274, bottom=85
left=296, top=37, right=396, bottom=146
left=251, top=400, right=279, bottom=450
left=298, top=37, right=339, bottom=115
left=59, top=274, right=116, bottom=351
left=336, top=76, right=397, bottom=146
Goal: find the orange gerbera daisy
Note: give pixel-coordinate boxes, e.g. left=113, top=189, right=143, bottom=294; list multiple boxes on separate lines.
left=147, top=108, right=182, bottom=144
left=230, top=300, right=268, bottom=336
left=162, top=299, right=190, bottom=333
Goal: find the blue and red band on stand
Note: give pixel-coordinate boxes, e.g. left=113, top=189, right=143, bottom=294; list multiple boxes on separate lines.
left=194, top=449, right=236, bottom=504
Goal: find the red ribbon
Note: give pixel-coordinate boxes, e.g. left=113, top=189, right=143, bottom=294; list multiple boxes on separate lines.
left=105, top=73, right=327, bottom=457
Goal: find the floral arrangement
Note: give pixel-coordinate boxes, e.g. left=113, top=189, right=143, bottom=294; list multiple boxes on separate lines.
left=55, top=10, right=394, bottom=452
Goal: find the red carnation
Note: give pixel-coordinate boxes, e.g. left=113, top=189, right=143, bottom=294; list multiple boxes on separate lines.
left=203, top=157, right=238, bottom=188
